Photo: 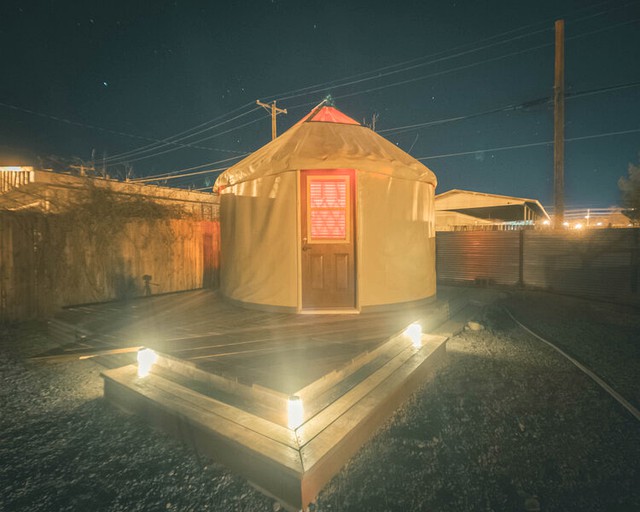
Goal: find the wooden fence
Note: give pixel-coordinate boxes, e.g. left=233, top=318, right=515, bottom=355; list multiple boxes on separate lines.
left=0, top=211, right=220, bottom=322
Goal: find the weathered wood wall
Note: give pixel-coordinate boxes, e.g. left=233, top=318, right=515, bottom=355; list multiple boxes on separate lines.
left=0, top=211, right=220, bottom=322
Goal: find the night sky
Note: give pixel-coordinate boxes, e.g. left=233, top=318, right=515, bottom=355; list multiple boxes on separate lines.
left=1, top=0, right=639, bottom=208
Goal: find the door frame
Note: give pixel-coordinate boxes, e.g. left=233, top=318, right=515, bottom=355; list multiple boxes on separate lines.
left=296, top=169, right=359, bottom=313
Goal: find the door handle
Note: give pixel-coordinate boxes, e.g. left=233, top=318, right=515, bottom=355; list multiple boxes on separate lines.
left=302, top=237, right=311, bottom=251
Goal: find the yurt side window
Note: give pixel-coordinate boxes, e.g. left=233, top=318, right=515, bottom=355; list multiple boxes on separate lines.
left=306, top=175, right=351, bottom=244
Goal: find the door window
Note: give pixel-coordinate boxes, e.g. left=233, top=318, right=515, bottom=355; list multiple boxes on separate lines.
left=307, top=176, right=350, bottom=243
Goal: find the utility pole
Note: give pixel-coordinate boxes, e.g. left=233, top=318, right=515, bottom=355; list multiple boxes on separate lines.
left=553, top=19, right=565, bottom=228
left=256, top=100, right=287, bottom=140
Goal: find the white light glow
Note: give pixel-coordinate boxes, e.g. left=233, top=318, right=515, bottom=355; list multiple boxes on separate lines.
left=542, top=219, right=550, bottom=225
left=562, top=221, right=570, bottom=227
left=137, top=348, right=158, bottom=378
left=0, top=166, right=33, bottom=172
left=574, top=223, right=583, bottom=229
left=405, top=323, right=422, bottom=349
left=596, top=222, right=603, bottom=226
left=287, top=396, right=304, bottom=430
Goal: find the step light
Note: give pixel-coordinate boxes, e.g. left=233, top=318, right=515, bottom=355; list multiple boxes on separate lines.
left=137, top=348, right=158, bottom=378
left=404, top=323, right=423, bottom=349
left=288, top=395, right=304, bottom=430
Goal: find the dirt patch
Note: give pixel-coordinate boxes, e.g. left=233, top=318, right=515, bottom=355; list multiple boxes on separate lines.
left=1, top=293, right=639, bottom=511
left=0, top=323, right=272, bottom=512
left=315, top=298, right=640, bottom=511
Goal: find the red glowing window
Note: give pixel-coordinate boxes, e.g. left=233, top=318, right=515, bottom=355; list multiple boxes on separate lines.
left=308, top=177, right=350, bottom=241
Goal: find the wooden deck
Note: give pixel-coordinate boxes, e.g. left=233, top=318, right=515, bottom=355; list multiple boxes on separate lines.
left=50, top=288, right=467, bottom=394
left=46, top=287, right=496, bottom=511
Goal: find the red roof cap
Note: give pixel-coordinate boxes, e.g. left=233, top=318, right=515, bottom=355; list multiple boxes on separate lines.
left=307, top=106, right=360, bottom=125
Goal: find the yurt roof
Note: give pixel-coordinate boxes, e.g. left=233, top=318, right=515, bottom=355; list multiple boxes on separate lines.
left=214, top=105, right=437, bottom=192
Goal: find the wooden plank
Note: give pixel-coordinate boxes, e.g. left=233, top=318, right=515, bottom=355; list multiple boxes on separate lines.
left=103, top=365, right=297, bottom=450
left=298, top=340, right=448, bottom=505
left=154, top=352, right=289, bottom=407
left=300, top=339, right=446, bottom=464
left=301, top=339, right=446, bottom=463
left=29, top=345, right=143, bottom=362
left=103, top=378, right=304, bottom=510
left=294, top=330, right=415, bottom=401
left=295, top=343, right=421, bottom=446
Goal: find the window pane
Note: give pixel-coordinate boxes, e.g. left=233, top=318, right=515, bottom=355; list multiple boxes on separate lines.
left=309, top=180, right=346, bottom=208
left=310, top=210, right=346, bottom=239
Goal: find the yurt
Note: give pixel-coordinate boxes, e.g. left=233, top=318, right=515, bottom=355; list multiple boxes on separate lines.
left=214, top=104, right=438, bottom=313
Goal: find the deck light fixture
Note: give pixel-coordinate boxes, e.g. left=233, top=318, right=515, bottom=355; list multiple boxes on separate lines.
left=405, top=323, right=423, bottom=349
left=137, top=348, right=158, bottom=378
left=287, top=395, right=304, bottom=429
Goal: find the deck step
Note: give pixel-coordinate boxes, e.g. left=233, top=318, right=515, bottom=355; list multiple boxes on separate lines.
left=102, top=333, right=448, bottom=511
left=100, top=291, right=496, bottom=510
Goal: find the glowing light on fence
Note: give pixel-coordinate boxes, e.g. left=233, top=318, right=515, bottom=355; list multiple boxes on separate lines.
left=137, top=348, right=158, bottom=378
left=404, top=323, right=423, bottom=349
left=542, top=219, right=550, bottom=225
left=288, top=396, right=304, bottom=429
left=574, top=223, right=583, bottom=230
left=562, top=221, right=570, bottom=227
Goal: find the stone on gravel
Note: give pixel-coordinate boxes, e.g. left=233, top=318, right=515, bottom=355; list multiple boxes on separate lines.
left=466, top=321, right=485, bottom=331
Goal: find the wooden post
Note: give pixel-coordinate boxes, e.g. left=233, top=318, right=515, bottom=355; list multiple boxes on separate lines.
left=553, top=19, right=565, bottom=229
left=256, top=100, right=287, bottom=140
left=519, top=229, right=525, bottom=288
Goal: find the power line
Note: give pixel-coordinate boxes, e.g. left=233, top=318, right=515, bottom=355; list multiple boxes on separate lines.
left=277, top=28, right=552, bottom=106
left=94, top=0, right=636, bottom=165
left=3, top=2, right=637, bottom=176
left=379, top=100, right=538, bottom=137
left=414, top=127, right=640, bottom=161
left=273, top=0, right=638, bottom=109
left=380, top=81, right=640, bottom=137
left=565, top=16, right=640, bottom=43
left=567, top=80, right=640, bottom=100
left=112, top=115, right=267, bottom=165
left=264, top=0, right=638, bottom=105
left=104, top=104, right=261, bottom=164
left=330, top=42, right=554, bottom=104
left=135, top=8, right=640, bottom=185
left=102, top=14, right=639, bottom=167
left=153, top=126, right=640, bottom=190
left=105, top=101, right=253, bottom=160
left=337, top=18, right=640, bottom=104
left=129, top=154, right=247, bottom=182
left=132, top=165, right=230, bottom=183
left=139, top=80, right=640, bottom=185
left=283, top=16, right=640, bottom=112
left=0, top=100, right=241, bottom=156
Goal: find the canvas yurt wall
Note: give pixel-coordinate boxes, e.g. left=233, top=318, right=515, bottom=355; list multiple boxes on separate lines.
left=215, top=105, right=437, bottom=312
left=357, top=172, right=436, bottom=308
left=218, top=173, right=298, bottom=309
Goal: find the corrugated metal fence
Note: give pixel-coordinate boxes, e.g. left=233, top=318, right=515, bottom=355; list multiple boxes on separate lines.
left=437, top=229, right=639, bottom=300
left=0, top=212, right=220, bottom=322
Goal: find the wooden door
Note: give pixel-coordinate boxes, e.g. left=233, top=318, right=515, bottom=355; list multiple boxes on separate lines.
left=301, top=169, right=356, bottom=309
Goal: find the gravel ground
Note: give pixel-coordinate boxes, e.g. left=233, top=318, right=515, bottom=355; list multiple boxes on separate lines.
left=1, top=292, right=639, bottom=512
